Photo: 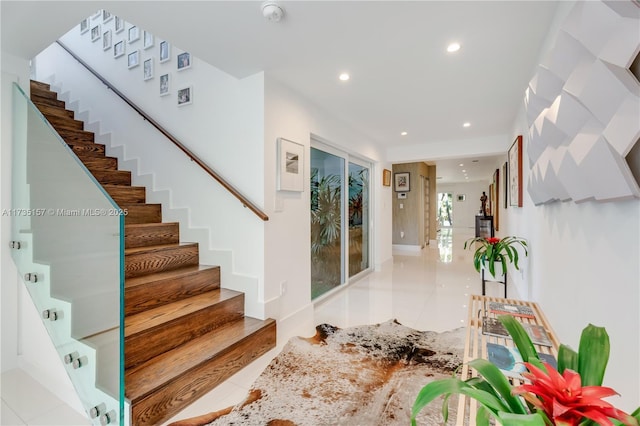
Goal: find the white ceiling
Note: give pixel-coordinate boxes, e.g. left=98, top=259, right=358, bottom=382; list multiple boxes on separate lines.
left=1, top=1, right=560, bottom=183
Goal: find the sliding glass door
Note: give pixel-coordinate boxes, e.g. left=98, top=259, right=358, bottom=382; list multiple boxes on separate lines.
left=311, top=144, right=370, bottom=299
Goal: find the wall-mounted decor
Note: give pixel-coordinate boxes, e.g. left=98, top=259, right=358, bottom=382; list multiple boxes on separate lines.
left=493, top=168, right=500, bottom=231
left=508, top=135, right=523, bottom=207
left=90, top=25, right=101, bottom=42
left=503, top=162, right=508, bottom=208
left=277, top=138, right=304, bottom=192
left=143, top=31, right=154, bottom=49
left=457, top=194, right=466, bottom=202
left=177, top=86, right=192, bottom=106
left=102, top=30, right=112, bottom=51
left=80, top=19, right=89, bottom=34
left=177, top=52, right=191, bottom=71
left=113, top=40, right=125, bottom=58
left=394, top=172, right=410, bottom=192
left=383, top=169, right=391, bottom=187
left=114, top=16, right=124, bottom=33
left=102, top=10, right=112, bottom=23
left=127, top=50, right=139, bottom=69
left=143, top=58, right=153, bottom=80
left=159, top=73, right=170, bottom=96
left=159, top=41, right=170, bottom=63
left=128, top=26, right=139, bottom=43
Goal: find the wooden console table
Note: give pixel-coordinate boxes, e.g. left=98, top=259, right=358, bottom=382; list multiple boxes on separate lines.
left=454, top=295, right=560, bottom=425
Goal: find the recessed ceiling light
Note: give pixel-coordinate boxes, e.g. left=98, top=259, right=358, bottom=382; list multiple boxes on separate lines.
left=465, top=176, right=469, bottom=179
left=459, top=163, right=464, bottom=167
left=447, top=42, right=461, bottom=53
left=462, top=170, right=466, bottom=173
left=463, top=122, right=471, bottom=127
left=339, top=73, right=350, bottom=81
left=400, top=131, right=408, bottom=136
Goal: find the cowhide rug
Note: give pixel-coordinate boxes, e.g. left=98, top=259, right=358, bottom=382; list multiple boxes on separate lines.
left=169, top=319, right=464, bottom=426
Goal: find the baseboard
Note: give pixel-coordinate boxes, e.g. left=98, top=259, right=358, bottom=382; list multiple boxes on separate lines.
left=392, top=244, right=422, bottom=252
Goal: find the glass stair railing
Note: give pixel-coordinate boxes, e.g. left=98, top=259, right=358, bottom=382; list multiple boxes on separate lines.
left=9, top=83, right=126, bottom=425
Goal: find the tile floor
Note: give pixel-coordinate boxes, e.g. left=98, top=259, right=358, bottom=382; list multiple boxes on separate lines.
left=1, top=227, right=513, bottom=425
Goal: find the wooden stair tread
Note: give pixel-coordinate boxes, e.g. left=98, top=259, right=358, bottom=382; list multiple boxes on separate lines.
left=30, top=80, right=50, bottom=91
left=125, top=264, right=216, bottom=289
left=125, top=316, right=276, bottom=402
left=124, top=242, right=196, bottom=255
left=125, top=222, right=180, bottom=248
left=125, top=289, right=241, bottom=337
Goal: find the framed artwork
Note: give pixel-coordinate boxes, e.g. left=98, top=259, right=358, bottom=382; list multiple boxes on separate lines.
left=503, top=161, right=508, bottom=208
left=159, top=73, right=170, bottom=96
left=80, top=19, right=89, bottom=34
left=115, top=16, right=124, bottom=33
left=177, top=52, right=191, bottom=70
left=102, top=9, right=113, bottom=23
left=177, top=86, right=192, bottom=106
left=102, top=30, right=112, bottom=51
left=394, top=172, right=410, bottom=192
left=457, top=194, right=466, bottom=201
left=128, top=26, right=140, bottom=43
left=488, top=183, right=494, bottom=215
left=143, top=58, right=153, bottom=80
left=508, top=135, right=523, bottom=207
left=143, top=31, right=154, bottom=49
left=277, top=138, right=304, bottom=192
left=383, top=169, right=391, bottom=186
left=493, top=168, right=500, bottom=231
left=91, top=25, right=101, bottom=42
left=114, top=40, right=125, bottom=58
left=159, top=41, right=170, bottom=63
left=127, top=50, right=139, bottom=69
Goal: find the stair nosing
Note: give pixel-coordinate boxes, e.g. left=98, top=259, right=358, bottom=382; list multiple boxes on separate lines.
left=125, top=241, right=198, bottom=255
left=124, top=264, right=218, bottom=289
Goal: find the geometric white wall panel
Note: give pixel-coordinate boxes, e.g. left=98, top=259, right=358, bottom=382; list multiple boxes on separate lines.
left=524, top=0, right=640, bottom=204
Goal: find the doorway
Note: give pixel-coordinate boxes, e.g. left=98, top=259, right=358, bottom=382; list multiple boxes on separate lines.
left=437, top=192, right=453, bottom=227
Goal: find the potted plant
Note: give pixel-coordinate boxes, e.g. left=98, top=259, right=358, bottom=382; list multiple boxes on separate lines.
left=411, top=315, right=640, bottom=426
left=464, top=236, right=528, bottom=278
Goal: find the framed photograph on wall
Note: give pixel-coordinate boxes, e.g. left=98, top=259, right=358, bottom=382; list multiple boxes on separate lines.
left=394, top=172, right=410, bottom=192
left=102, top=30, right=112, bottom=51
left=177, top=52, right=191, bottom=70
left=143, top=31, right=154, bottom=49
left=503, top=161, right=508, bottom=208
left=159, top=41, right=170, bottom=63
left=91, top=24, right=101, bottom=42
left=508, top=135, right=523, bottom=207
left=493, top=168, right=500, bottom=231
left=114, top=40, right=125, bottom=58
left=127, top=50, right=139, bottom=69
left=143, top=58, right=153, bottom=80
left=80, top=19, right=89, bottom=34
left=128, top=26, right=140, bottom=43
left=382, top=169, right=391, bottom=187
left=159, top=73, right=170, bottom=96
left=177, top=86, right=192, bottom=106
left=457, top=194, right=466, bottom=201
left=277, top=138, right=304, bottom=192
left=115, top=16, right=124, bottom=33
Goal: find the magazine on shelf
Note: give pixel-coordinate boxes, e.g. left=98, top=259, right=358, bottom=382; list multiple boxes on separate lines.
left=486, top=342, right=557, bottom=378
left=522, top=323, right=553, bottom=347
left=482, top=317, right=510, bottom=339
left=488, top=301, right=536, bottom=319
left=483, top=315, right=552, bottom=347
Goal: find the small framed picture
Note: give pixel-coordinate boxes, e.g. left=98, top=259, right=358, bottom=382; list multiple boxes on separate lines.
left=80, top=19, right=89, bottom=34
left=115, top=16, right=124, bottom=33
left=382, top=169, right=391, bottom=186
left=159, top=73, right=170, bottom=96
left=277, top=138, right=304, bottom=192
left=128, top=50, right=140, bottom=69
left=143, top=58, right=153, bottom=80
left=143, top=31, right=154, bottom=49
left=114, top=40, right=125, bottom=58
left=159, top=41, right=170, bottom=63
left=457, top=194, right=466, bottom=201
left=128, top=26, right=140, bottom=43
left=102, top=9, right=113, bottom=23
left=91, top=25, right=101, bottom=42
left=177, top=86, right=192, bottom=106
left=177, top=52, right=191, bottom=71
left=394, top=172, right=410, bottom=192
left=102, top=30, right=112, bottom=51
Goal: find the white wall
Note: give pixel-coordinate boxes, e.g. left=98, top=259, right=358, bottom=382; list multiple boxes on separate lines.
left=500, top=0, right=640, bottom=411
left=263, top=76, right=392, bottom=337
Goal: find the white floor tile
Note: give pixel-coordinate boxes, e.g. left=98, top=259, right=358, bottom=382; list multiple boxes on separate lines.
left=1, top=400, right=26, bottom=426
left=26, top=404, right=90, bottom=426
left=0, top=370, right=68, bottom=424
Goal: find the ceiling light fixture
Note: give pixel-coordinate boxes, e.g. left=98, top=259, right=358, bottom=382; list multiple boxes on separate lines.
left=462, top=170, right=466, bottom=173
left=339, top=73, right=350, bottom=81
left=463, top=122, right=471, bottom=127
left=401, top=131, right=408, bottom=136
left=447, top=42, right=461, bottom=53
left=459, top=163, right=464, bottom=167
left=262, top=1, right=285, bottom=22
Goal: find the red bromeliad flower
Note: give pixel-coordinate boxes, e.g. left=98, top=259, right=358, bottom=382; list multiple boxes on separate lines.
left=512, top=362, right=638, bottom=426
left=486, top=237, right=501, bottom=245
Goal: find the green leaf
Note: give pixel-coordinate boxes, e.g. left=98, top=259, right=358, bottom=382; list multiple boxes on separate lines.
left=557, top=344, right=578, bottom=374
left=577, top=324, right=609, bottom=386
left=476, top=405, right=491, bottom=426
left=498, top=315, right=539, bottom=363
left=498, top=412, right=547, bottom=425
left=469, top=359, right=527, bottom=414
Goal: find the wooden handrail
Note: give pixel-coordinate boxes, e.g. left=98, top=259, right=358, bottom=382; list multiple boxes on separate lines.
left=56, top=40, right=269, bottom=221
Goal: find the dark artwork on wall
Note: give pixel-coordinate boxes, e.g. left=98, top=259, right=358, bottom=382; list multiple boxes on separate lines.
left=493, top=168, right=500, bottom=231
left=503, top=162, right=508, bottom=208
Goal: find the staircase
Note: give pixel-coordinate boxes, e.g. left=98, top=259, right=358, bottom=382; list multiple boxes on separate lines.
left=29, top=80, right=277, bottom=426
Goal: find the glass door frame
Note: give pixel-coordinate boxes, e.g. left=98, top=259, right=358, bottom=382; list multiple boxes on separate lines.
left=310, top=138, right=373, bottom=301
